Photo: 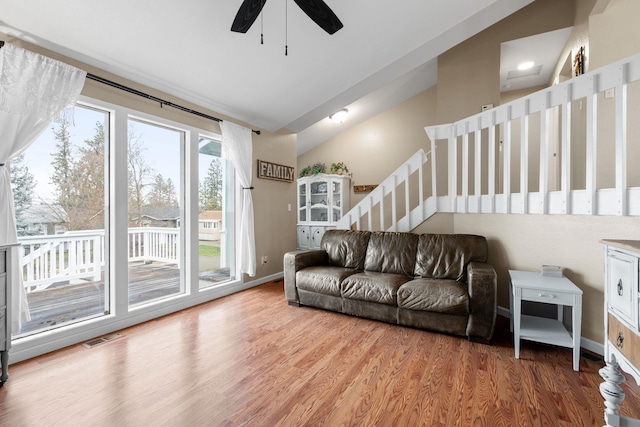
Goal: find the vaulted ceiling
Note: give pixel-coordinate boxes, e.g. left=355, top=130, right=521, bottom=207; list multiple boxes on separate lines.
left=0, top=0, right=535, bottom=153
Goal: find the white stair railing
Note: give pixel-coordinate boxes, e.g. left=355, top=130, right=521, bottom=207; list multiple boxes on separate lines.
left=335, top=148, right=434, bottom=232
left=337, top=51, right=640, bottom=231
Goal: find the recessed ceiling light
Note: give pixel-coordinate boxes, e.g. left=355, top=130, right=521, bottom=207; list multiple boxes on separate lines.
left=329, top=108, right=348, bottom=124
left=517, top=61, right=535, bottom=71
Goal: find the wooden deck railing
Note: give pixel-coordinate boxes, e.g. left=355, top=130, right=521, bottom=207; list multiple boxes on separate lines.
left=336, top=51, right=640, bottom=232
left=19, top=227, right=180, bottom=292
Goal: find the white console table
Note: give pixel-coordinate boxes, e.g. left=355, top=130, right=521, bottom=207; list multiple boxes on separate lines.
left=509, top=269, right=583, bottom=371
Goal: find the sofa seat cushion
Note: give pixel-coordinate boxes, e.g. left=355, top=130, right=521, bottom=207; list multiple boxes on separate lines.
left=341, top=271, right=411, bottom=305
left=296, top=266, right=358, bottom=297
left=397, top=278, right=469, bottom=315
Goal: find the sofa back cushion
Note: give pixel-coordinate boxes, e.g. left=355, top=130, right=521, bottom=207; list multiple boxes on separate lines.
left=364, top=232, right=419, bottom=276
left=321, top=230, right=371, bottom=270
left=414, top=234, right=488, bottom=281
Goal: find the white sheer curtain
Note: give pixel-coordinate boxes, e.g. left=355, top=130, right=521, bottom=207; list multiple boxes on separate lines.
left=0, top=43, right=87, bottom=331
left=220, top=121, right=256, bottom=277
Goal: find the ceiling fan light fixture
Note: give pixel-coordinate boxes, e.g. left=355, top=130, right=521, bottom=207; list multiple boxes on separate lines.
left=330, top=108, right=348, bottom=123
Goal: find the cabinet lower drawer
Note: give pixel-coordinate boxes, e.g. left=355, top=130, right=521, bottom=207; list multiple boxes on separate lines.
left=521, top=288, right=575, bottom=305
left=609, top=313, right=640, bottom=368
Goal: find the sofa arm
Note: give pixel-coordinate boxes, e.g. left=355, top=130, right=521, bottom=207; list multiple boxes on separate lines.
left=465, top=261, right=497, bottom=343
left=283, top=249, right=328, bottom=304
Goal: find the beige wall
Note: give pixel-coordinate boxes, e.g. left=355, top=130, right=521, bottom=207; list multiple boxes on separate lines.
left=437, top=0, right=575, bottom=124
left=297, top=0, right=640, bottom=345
left=2, top=33, right=298, bottom=283
left=252, top=130, right=298, bottom=276
left=589, top=0, right=640, bottom=69
left=298, top=86, right=437, bottom=207
left=454, top=213, right=640, bottom=344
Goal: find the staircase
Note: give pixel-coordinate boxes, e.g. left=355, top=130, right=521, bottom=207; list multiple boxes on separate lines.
left=336, top=52, right=640, bottom=232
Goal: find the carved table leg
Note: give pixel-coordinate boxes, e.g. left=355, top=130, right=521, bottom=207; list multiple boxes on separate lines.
left=600, top=354, right=626, bottom=427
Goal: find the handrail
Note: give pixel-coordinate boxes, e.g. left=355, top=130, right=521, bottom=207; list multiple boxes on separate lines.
left=335, top=148, right=433, bottom=231
left=338, top=51, right=640, bottom=232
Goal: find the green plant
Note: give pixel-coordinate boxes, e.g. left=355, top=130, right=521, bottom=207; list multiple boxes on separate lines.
left=310, top=162, right=326, bottom=175
left=299, top=162, right=328, bottom=177
left=330, top=162, right=351, bottom=176
left=299, top=165, right=312, bottom=177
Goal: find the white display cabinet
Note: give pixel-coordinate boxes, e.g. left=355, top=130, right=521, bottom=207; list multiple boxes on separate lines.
left=296, top=174, right=350, bottom=249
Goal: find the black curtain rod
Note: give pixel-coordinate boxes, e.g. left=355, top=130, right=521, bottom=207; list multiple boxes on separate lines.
left=0, top=40, right=260, bottom=135
left=86, top=73, right=260, bottom=135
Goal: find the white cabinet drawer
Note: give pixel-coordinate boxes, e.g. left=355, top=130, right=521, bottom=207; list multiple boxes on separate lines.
left=607, top=249, right=638, bottom=325
left=520, top=287, right=575, bottom=305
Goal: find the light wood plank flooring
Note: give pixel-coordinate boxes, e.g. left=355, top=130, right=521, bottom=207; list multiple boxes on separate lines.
left=1, top=279, right=640, bottom=426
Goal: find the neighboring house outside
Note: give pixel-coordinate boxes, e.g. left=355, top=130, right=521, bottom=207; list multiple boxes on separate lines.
left=17, top=204, right=68, bottom=236
left=198, top=210, right=222, bottom=241
left=131, top=207, right=181, bottom=228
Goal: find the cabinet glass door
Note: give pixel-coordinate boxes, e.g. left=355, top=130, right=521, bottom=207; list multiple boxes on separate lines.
left=331, top=179, right=342, bottom=222
left=309, top=179, right=329, bottom=222
left=298, top=181, right=307, bottom=222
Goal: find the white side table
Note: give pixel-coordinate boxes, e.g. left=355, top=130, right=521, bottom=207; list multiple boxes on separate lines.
left=509, top=270, right=583, bottom=371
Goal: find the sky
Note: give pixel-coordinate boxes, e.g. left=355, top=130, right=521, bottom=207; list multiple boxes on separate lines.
left=20, top=104, right=219, bottom=205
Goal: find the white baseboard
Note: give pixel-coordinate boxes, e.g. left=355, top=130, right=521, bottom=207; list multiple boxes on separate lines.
left=497, top=305, right=603, bottom=357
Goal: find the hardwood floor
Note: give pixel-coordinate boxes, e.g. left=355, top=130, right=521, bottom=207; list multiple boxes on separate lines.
left=2, top=279, right=640, bottom=426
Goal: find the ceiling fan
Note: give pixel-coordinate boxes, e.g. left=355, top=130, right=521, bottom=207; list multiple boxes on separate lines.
left=231, top=0, right=343, bottom=35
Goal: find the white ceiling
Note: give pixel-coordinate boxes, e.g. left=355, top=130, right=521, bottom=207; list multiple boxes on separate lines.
left=500, top=27, right=573, bottom=92
left=0, top=0, right=535, bottom=154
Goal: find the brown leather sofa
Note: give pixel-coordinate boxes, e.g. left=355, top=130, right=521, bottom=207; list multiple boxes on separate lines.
left=284, top=230, right=497, bottom=343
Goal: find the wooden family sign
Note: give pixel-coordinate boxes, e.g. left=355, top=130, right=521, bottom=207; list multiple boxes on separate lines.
left=257, top=159, right=295, bottom=183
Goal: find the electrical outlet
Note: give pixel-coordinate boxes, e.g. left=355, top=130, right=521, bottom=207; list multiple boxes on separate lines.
left=261, top=256, right=268, bottom=265
left=605, top=88, right=615, bottom=99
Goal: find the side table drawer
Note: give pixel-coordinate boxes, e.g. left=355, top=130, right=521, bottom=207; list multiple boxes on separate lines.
left=521, top=288, right=575, bottom=305
left=609, top=313, right=640, bottom=368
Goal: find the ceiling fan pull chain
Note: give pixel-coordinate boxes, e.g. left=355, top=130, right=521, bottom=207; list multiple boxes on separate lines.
left=285, top=0, right=288, bottom=56
left=260, top=0, right=264, bottom=44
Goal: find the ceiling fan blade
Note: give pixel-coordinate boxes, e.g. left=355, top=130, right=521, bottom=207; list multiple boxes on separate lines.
left=293, top=0, right=343, bottom=35
left=231, top=0, right=267, bottom=33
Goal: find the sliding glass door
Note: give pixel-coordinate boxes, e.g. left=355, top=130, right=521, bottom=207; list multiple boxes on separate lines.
left=10, top=97, right=239, bottom=359
left=127, top=118, right=184, bottom=306
left=12, top=104, right=110, bottom=337
left=198, top=137, right=234, bottom=288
